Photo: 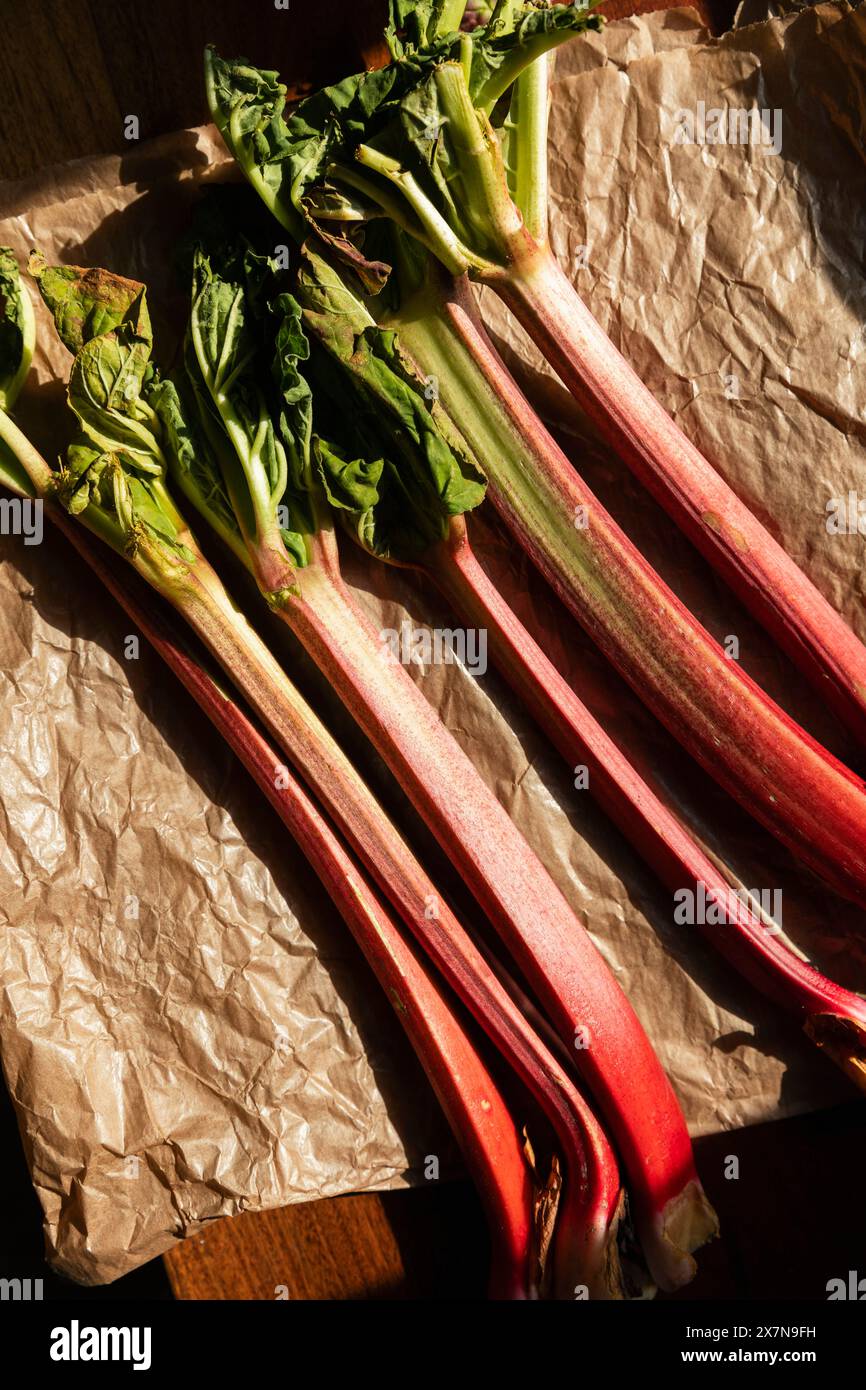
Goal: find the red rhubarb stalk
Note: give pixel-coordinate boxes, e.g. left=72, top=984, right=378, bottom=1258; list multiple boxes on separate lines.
left=425, top=515, right=866, bottom=1092
left=170, top=551, right=629, bottom=1297
left=242, top=523, right=714, bottom=1288
left=387, top=268, right=866, bottom=909
left=496, top=244, right=866, bottom=746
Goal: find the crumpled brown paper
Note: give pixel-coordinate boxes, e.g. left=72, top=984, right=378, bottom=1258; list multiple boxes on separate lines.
left=1, top=4, right=864, bottom=1286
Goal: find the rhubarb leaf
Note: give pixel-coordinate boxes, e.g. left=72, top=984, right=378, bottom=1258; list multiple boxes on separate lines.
left=0, top=249, right=34, bottom=411
left=32, top=258, right=165, bottom=468
left=386, top=0, right=466, bottom=57
left=272, top=290, right=313, bottom=478
left=465, top=3, right=602, bottom=107
left=295, top=245, right=486, bottom=560
left=205, top=47, right=341, bottom=239
left=206, top=8, right=600, bottom=274
left=55, top=431, right=193, bottom=566
left=187, top=248, right=313, bottom=566
left=314, top=435, right=384, bottom=516
left=190, top=247, right=285, bottom=502
left=149, top=374, right=248, bottom=563
left=33, top=257, right=199, bottom=573
left=57, top=437, right=111, bottom=515
left=69, top=328, right=162, bottom=467
left=28, top=253, right=151, bottom=356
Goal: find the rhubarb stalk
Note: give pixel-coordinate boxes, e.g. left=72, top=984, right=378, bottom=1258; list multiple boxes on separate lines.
left=495, top=244, right=866, bottom=742
left=368, top=5, right=866, bottom=745
left=389, top=265, right=866, bottom=902
left=286, top=238, right=866, bottom=1092
left=426, top=517, right=866, bottom=1092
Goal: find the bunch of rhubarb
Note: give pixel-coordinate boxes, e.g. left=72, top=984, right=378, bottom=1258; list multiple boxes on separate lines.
left=5, top=0, right=865, bottom=1302
left=0, top=266, right=531, bottom=1291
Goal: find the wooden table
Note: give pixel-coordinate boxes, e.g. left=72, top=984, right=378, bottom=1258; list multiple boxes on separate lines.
left=3, top=0, right=863, bottom=1304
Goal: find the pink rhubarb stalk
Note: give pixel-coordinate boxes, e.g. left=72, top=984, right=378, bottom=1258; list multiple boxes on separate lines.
left=496, top=244, right=866, bottom=746
left=425, top=515, right=866, bottom=1093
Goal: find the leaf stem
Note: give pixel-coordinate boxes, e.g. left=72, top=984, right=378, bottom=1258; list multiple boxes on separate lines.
left=353, top=146, right=475, bottom=276
left=509, top=54, right=549, bottom=244
left=0, top=407, right=56, bottom=495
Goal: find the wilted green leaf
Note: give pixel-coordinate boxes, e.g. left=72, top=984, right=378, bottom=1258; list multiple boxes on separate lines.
left=314, top=435, right=384, bottom=516
left=56, top=437, right=111, bottom=515
left=29, top=253, right=151, bottom=356
left=187, top=248, right=313, bottom=566
left=295, top=245, right=486, bottom=561
left=386, top=0, right=467, bottom=57
left=69, top=329, right=162, bottom=464
left=31, top=256, right=199, bottom=576
left=206, top=7, right=601, bottom=283
left=32, top=257, right=163, bottom=466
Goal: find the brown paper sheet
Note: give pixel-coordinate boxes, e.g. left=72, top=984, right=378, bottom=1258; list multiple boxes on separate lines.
left=1, top=5, right=864, bottom=1285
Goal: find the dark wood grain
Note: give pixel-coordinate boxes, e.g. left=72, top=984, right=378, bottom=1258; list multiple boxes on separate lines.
left=165, top=1183, right=490, bottom=1301
left=164, top=1101, right=866, bottom=1302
